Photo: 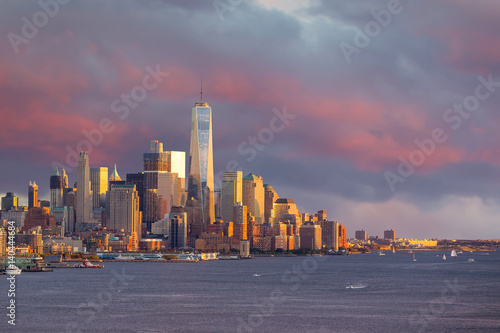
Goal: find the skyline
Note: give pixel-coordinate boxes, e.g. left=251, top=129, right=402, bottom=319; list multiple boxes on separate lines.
left=1, top=1, right=500, bottom=239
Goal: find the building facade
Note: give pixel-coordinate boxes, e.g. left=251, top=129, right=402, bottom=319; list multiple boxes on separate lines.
left=221, top=171, right=242, bottom=223
left=242, top=174, right=265, bottom=224
left=187, top=102, right=215, bottom=225
left=28, top=181, right=39, bottom=209
left=264, top=184, right=279, bottom=225
left=76, top=152, right=93, bottom=228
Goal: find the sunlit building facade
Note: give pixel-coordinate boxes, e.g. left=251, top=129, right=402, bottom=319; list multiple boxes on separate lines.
left=221, top=171, right=242, bottom=223
left=243, top=174, right=265, bottom=224
left=187, top=102, right=215, bottom=225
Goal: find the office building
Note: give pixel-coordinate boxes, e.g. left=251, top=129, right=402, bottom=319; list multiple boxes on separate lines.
left=243, top=174, right=265, bottom=224
left=50, top=169, right=64, bottom=210
left=108, top=184, right=141, bottom=250
left=221, top=171, right=242, bottom=223
left=187, top=101, right=215, bottom=225
left=126, top=173, right=145, bottom=212
left=76, top=152, right=92, bottom=228
left=169, top=206, right=187, bottom=249
left=90, top=167, right=108, bottom=208
left=339, top=224, right=347, bottom=249
left=28, top=181, right=39, bottom=209
left=233, top=202, right=247, bottom=242
left=264, top=184, right=279, bottom=224
left=143, top=140, right=183, bottom=231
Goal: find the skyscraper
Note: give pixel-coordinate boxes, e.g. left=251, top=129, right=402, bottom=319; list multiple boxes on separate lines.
left=76, top=151, right=92, bottom=229
left=108, top=184, right=141, bottom=251
left=187, top=101, right=215, bottom=225
left=28, top=181, right=39, bottom=209
left=243, top=173, right=265, bottom=224
left=50, top=168, right=64, bottom=210
left=61, top=168, right=69, bottom=189
left=143, top=140, right=184, bottom=232
left=264, top=184, right=279, bottom=225
left=221, top=171, right=242, bottom=223
left=169, top=206, right=187, bottom=249
left=90, top=167, right=108, bottom=209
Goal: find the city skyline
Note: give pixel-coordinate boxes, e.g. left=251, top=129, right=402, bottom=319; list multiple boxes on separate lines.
left=1, top=1, right=500, bottom=239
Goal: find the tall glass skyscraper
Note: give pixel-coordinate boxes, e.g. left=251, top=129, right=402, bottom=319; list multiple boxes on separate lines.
left=188, top=102, right=215, bottom=225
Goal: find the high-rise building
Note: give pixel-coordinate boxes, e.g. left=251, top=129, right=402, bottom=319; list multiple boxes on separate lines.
left=61, top=168, right=69, bottom=189
left=28, top=181, right=39, bottom=209
left=264, top=184, right=279, bottom=225
left=355, top=229, right=367, bottom=241
left=321, top=220, right=339, bottom=250
left=169, top=206, right=187, bottom=249
left=90, top=167, right=108, bottom=209
left=243, top=174, right=265, bottom=224
left=108, top=184, right=141, bottom=235
left=126, top=173, right=145, bottom=212
left=384, top=229, right=396, bottom=240
left=300, top=224, right=322, bottom=250
left=50, top=168, right=64, bottom=210
left=143, top=140, right=183, bottom=232
left=76, top=151, right=92, bottom=228
left=339, top=224, right=347, bottom=249
left=187, top=101, right=215, bottom=225
left=214, top=188, right=222, bottom=219
left=233, top=202, right=247, bottom=241
left=221, top=171, right=242, bottom=223
left=1, top=192, right=18, bottom=211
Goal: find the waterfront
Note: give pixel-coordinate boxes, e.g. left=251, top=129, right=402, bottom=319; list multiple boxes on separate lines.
left=1, top=251, right=499, bottom=332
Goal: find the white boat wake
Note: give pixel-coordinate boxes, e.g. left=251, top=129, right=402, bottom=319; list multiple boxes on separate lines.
left=346, top=284, right=368, bottom=289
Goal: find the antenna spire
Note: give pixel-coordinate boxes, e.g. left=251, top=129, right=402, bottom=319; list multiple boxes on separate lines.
left=200, top=76, right=203, bottom=101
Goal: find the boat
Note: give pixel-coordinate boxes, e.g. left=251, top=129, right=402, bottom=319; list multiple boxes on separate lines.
left=408, top=250, right=413, bottom=254
left=77, top=260, right=101, bottom=268
left=413, top=253, right=417, bottom=262
left=6, top=265, right=22, bottom=275
left=378, top=251, right=385, bottom=256
left=253, top=274, right=260, bottom=277
left=451, top=250, right=458, bottom=258
left=392, top=248, right=396, bottom=254
left=442, top=254, right=446, bottom=260
left=468, top=258, right=474, bottom=262
left=457, top=251, right=463, bottom=254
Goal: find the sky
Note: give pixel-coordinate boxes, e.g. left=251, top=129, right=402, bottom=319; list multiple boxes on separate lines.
left=1, top=0, right=499, bottom=240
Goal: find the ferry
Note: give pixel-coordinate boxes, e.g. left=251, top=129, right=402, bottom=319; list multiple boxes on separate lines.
left=6, top=265, right=22, bottom=275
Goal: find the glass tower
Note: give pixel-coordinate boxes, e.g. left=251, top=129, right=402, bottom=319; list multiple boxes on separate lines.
left=188, top=102, right=215, bottom=225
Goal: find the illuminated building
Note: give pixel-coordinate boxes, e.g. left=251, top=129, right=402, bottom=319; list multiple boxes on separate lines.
left=321, top=220, right=339, bottom=250
left=222, top=171, right=242, bottom=223
left=28, top=181, right=39, bottom=209
left=76, top=151, right=93, bottom=228
left=187, top=100, right=215, bottom=225
left=264, top=184, right=279, bottom=225
left=243, top=174, right=265, bottom=224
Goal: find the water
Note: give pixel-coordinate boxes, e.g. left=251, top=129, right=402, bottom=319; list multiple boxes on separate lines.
left=1, top=251, right=500, bottom=332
